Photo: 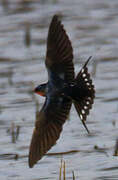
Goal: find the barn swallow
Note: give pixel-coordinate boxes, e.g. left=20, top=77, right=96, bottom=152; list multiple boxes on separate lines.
left=29, top=15, right=95, bottom=168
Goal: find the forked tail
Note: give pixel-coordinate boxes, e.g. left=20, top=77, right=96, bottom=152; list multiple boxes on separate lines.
left=73, top=56, right=95, bottom=133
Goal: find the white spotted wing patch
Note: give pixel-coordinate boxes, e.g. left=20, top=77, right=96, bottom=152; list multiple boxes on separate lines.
left=86, top=101, right=90, bottom=105
left=84, top=78, right=88, bottom=82
left=80, top=114, right=83, bottom=120
left=81, top=68, right=84, bottom=73
left=84, top=106, right=87, bottom=110
left=80, top=66, right=94, bottom=91
left=82, top=109, right=85, bottom=114
left=82, top=73, right=86, bottom=78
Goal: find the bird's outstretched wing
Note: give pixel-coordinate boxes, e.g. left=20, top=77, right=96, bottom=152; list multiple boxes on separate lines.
left=29, top=15, right=75, bottom=168
left=29, top=96, right=71, bottom=168
left=46, top=15, right=74, bottom=84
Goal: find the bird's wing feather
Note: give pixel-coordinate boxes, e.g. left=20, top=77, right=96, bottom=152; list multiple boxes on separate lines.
left=29, top=96, right=71, bottom=168
left=46, top=15, right=74, bottom=83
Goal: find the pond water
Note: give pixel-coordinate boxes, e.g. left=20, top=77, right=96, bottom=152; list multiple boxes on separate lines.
left=0, top=0, right=118, bottom=179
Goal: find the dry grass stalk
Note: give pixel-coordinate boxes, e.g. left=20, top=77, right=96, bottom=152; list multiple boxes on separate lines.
left=113, top=138, right=118, bottom=156
left=72, top=171, right=75, bottom=180
left=59, top=159, right=76, bottom=179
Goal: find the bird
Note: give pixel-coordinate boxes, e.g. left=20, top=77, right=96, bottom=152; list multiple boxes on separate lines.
left=29, top=15, right=95, bottom=168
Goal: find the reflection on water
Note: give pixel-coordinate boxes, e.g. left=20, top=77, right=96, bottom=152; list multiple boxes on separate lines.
left=0, top=0, right=118, bottom=179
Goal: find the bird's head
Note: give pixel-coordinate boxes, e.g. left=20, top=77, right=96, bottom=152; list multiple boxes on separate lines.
left=34, top=83, right=47, bottom=97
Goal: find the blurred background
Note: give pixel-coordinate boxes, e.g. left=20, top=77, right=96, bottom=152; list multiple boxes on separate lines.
left=0, top=0, right=118, bottom=179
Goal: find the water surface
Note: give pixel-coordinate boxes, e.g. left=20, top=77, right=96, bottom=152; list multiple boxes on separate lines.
left=0, top=0, right=118, bottom=179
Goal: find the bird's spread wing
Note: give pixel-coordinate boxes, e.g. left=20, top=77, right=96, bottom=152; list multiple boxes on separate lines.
left=29, top=15, right=74, bottom=168
left=46, top=15, right=74, bottom=84
left=29, top=96, right=71, bottom=168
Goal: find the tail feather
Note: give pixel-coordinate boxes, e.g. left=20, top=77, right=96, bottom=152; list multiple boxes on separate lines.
left=73, top=57, right=95, bottom=133
left=73, top=100, right=90, bottom=133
